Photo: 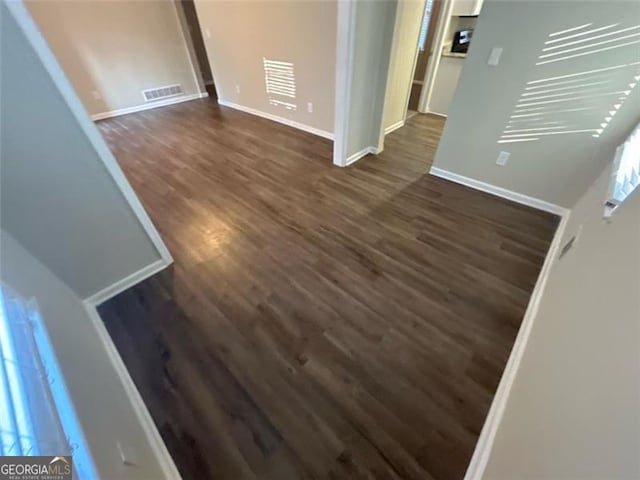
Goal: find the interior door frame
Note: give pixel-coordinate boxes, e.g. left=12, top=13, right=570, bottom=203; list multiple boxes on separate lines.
left=418, top=0, right=454, bottom=113
left=375, top=0, right=427, bottom=153
left=332, top=0, right=357, bottom=167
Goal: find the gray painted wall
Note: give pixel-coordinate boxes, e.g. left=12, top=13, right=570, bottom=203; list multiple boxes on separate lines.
left=1, top=3, right=163, bottom=299
left=432, top=0, right=640, bottom=208
left=346, top=0, right=397, bottom=157
left=483, top=162, right=640, bottom=478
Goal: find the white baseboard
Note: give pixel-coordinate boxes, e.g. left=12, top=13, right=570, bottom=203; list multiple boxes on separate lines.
left=82, top=305, right=181, bottom=480
left=84, top=258, right=170, bottom=307
left=91, top=92, right=209, bottom=121
left=464, top=211, right=570, bottom=479
left=83, top=257, right=179, bottom=479
left=344, top=146, right=377, bottom=166
left=429, top=167, right=569, bottom=216
left=426, top=111, right=447, bottom=118
left=217, top=99, right=334, bottom=140
left=384, top=120, right=405, bottom=135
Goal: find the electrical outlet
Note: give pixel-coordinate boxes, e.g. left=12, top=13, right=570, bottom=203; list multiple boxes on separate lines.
left=307, top=102, right=313, bottom=113
left=91, top=90, right=102, bottom=100
left=204, top=28, right=211, bottom=39
left=496, top=151, right=510, bottom=166
left=235, top=85, right=240, bottom=94
left=116, top=441, right=139, bottom=467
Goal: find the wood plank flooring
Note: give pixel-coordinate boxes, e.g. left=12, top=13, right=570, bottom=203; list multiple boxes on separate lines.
left=96, top=99, right=558, bottom=480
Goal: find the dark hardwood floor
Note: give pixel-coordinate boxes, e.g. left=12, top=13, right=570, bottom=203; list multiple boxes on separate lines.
left=97, top=99, right=558, bottom=480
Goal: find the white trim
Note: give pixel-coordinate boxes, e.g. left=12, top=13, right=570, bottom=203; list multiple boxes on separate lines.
left=6, top=0, right=172, bottom=267
left=21, top=0, right=174, bottom=264
left=82, top=302, right=181, bottom=480
left=217, top=99, right=334, bottom=140
left=385, top=120, right=405, bottom=135
left=91, top=93, right=208, bottom=121
left=82, top=259, right=177, bottom=479
left=81, top=260, right=177, bottom=480
left=7, top=3, right=178, bottom=477
left=427, top=111, right=448, bottom=118
left=8, top=1, right=173, bottom=263
left=418, top=0, right=454, bottom=113
left=377, top=0, right=402, bottom=152
left=403, top=0, right=426, bottom=120
left=333, top=0, right=357, bottom=166
left=84, top=258, right=170, bottom=307
left=429, top=167, right=569, bottom=216
left=464, top=211, right=570, bottom=480
left=344, top=146, right=377, bottom=167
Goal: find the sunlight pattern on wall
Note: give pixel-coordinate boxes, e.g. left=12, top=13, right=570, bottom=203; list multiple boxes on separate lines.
left=498, top=22, right=640, bottom=144
left=263, top=58, right=297, bottom=111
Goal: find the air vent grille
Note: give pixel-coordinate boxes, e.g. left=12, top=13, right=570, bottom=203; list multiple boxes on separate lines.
left=142, top=84, right=183, bottom=102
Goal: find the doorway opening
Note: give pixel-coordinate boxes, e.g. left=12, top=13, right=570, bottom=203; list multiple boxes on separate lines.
left=382, top=0, right=483, bottom=138
left=176, top=0, right=217, bottom=98
left=407, top=0, right=441, bottom=115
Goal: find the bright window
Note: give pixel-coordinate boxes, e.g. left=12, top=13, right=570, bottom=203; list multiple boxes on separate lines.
left=0, top=285, right=96, bottom=477
left=418, top=0, right=435, bottom=52
left=606, top=121, right=640, bottom=216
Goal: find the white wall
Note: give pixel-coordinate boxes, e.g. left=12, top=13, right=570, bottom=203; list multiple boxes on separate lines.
left=344, top=0, right=398, bottom=159
left=194, top=0, right=337, bottom=135
left=383, top=0, right=425, bottom=131
left=481, top=162, right=640, bottom=479
left=432, top=0, right=640, bottom=208
left=26, top=0, right=201, bottom=116
left=0, top=231, right=173, bottom=479
left=1, top=1, right=167, bottom=299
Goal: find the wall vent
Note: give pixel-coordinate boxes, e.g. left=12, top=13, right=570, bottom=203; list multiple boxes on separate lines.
left=559, top=235, right=576, bottom=259
left=141, top=84, right=183, bottom=102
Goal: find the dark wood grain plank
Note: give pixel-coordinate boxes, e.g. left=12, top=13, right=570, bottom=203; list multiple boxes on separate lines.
left=96, top=99, right=558, bottom=480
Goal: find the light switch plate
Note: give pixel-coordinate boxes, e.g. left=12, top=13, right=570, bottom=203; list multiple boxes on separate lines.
left=496, top=151, right=510, bottom=166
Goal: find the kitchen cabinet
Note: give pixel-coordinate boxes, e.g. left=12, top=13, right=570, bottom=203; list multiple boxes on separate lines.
left=450, top=0, right=483, bottom=17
